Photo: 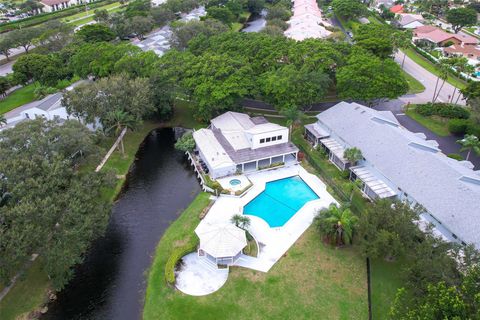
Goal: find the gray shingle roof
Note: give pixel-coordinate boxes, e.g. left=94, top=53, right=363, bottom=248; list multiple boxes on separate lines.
left=212, top=127, right=298, bottom=163
left=316, top=102, right=480, bottom=248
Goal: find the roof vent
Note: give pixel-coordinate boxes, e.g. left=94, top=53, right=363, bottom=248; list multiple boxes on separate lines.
left=459, top=175, right=480, bottom=186
left=371, top=116, right=400, bottom=127
left=408, top=142, right=439, bottom=153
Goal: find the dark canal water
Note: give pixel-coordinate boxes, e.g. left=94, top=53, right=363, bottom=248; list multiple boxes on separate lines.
left=42, top=128, right=200, bottom=320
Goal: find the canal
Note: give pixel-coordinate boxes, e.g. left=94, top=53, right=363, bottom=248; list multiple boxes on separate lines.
left=42, top=128, right=200, bottom=320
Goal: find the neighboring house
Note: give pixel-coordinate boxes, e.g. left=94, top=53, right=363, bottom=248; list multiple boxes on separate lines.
left=192, top=112, right=298, bottom=178
left=413, top=25, right=478, bottom=47
left=305, top=102, right=480, bottom=249
left=394, top=13, right=425, bottom=29
left=284, top=0, right=332, bottom=41
left=389, top=4, right=404, bottom=14
left=40, top=0, right=93, bottom=12
left=444, top=43, right=480, bottom=63
left=375, top=0, right=395, bottom=8
left=1, top=80, right=96, bottom=132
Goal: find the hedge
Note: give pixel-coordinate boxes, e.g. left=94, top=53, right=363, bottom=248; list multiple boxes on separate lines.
left=164, top=241, right=198, bottom=285
left=0, top=0, right=115, bottom=33
left=448, top=118, right=470, bottom=135
left=417, top=103, right=470, bottom=119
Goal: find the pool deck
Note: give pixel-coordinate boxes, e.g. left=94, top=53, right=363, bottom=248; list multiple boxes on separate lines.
left=196, top=164, right=337, bottom=273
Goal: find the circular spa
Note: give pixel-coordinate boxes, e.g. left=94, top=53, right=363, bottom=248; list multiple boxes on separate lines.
left=229, top=179, right=242, bottom=186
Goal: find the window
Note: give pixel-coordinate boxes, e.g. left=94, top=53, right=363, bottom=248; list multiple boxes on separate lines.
left=260, top=138, right=265, bottom=143
left=266, top=137, right=271, bottom=142
left=272, top=136, right=277, bottom=141
left=277, top=135, right=282, bottom=140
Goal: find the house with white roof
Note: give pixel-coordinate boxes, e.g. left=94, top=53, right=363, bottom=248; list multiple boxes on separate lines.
left=1, top=80, right=96, bottom=132
left=305, top=102, right=480, bottom=249
left=284, top=0, right=332, bottom=41
left=193, top=112, right=298, bottom=179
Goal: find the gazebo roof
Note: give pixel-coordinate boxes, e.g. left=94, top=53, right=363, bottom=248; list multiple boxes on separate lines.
left=195, top=223, right=247, bottom=258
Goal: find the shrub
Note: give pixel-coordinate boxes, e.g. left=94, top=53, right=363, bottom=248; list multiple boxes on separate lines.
left=417, top=103, right=470, bottom=119
left=448, top=118, right=469, bottom=135
left=164, top=241, right=198, bottom=285
left=466, top=123, right=480, bottom=138
left=447, top=153, right=463, bottom=161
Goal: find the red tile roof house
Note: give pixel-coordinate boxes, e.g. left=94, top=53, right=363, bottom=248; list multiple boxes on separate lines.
left=413, top=25, right=478, bottom=47
left=389, top=4, right=404, bottom=13
left=444, top=44, right=480, bottom=63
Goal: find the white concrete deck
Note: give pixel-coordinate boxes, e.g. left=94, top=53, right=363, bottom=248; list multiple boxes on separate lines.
left=217, top=174, right=251, bottom=193
left=175, top=253, right=228, bottom=296
left=196, top=165, right=337, bottom=273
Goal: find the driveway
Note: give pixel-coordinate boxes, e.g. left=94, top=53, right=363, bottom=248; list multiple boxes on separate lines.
left=395, top=50, right=466, bottom=105
left=377, top=101, right=480, bottom=169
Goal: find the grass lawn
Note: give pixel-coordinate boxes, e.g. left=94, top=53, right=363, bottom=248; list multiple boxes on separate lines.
left=62, top=2, right=121, bottom=22
left=0, top=84, right=36, bottom=115
left=370, top=259, right=405, bottom=319
left=143, top=193, right=368, bottom=320
left=403, top=48, right=466, bottom=89
left=405, top=107, right=450, bottom=136
left=0, top=258, right=50, bottom=320
left=402, top=70, right=425, bottom=94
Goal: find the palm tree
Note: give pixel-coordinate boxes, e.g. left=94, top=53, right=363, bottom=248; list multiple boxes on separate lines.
left=230, top=214, right=251, bottom=230
left=0, top=114, right=7, bottom=127
left=105, top=110, right=138, bottom=156
left=449, top=57, right=474, bottom=104
left=393, top=30, right=412, bottom=69
left=343, top=147, right=363, bottom=166
left=432, top=60, right=451, bottom=103
left=280, top=105, right=306, bottom=140
left=457, top=134, right=480, bottom=161
left=314, top=204, right=358, bottom=246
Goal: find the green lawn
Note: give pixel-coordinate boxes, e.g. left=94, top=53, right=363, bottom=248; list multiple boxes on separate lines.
left=403, top=48, right=466, bottom=89
left=370, top=259, right=405, bottom=319
left=0, top=258, right=50, bottom=320
left=405, top=107, right=450, bottom=136
left=0, top=84, right=36, bottom=115
left=143, top=193, right=368, bottom=320
left=61, top=2, right=121, bottom=23
left=402, top=70, right=425, bottom=94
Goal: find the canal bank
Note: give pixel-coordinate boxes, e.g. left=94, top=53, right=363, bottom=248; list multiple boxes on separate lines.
left=40, top=128, right=201, bottom=320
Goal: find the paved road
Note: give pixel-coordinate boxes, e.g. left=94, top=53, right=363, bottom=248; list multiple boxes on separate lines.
left=0, top=60, right=14, bottom=76
left=395, top=50, right=466, bottom=105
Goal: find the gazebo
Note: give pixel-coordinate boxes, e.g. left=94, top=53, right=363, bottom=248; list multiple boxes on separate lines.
left=195, top=223, right=247, bottom=267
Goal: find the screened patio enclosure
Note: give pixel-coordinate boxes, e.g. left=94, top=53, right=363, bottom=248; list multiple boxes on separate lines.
left=350, top=166, right=397, bottom=200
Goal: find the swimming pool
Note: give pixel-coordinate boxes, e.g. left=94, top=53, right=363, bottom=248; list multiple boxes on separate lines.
left=243, top=176, right=319, bottom=227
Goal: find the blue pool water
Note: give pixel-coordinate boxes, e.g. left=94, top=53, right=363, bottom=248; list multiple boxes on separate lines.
left=243, top=176, right=319, bottom=227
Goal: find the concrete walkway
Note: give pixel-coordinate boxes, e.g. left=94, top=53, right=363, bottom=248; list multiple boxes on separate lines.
left=175, top=253, right=228, bottom=296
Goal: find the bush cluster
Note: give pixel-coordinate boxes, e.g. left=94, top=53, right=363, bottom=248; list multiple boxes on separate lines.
left=164, top=241, right=198, bottom=285
left=417, top=103, right=470, bottom=119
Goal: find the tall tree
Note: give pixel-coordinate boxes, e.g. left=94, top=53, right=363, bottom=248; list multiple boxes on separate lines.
left=279, top=105, right=306, bottom=140
left=0, top=118, right=113, bottom=289
left=0, top=35, right=14, bottom=61
left=337, top=50, right=408, bottom=106
left=76, top=24, right=116, bottom=43
left=344, top=147, right=363, bottom=166
left=260, top=65, right=331, bottom=110
left=358, top=200, right=422, bottom=261
left=331, top=0, right=367, bottom=19
left=446, top=7, right=477, bottom=33
left=9, top=27, right=42, bottom=53
left=129, top=16, right=153, bottom=40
